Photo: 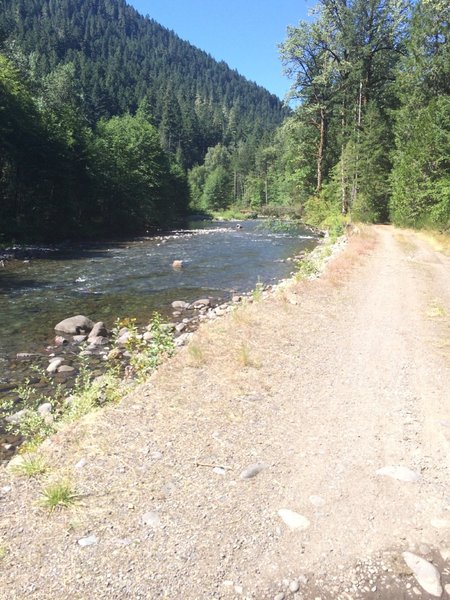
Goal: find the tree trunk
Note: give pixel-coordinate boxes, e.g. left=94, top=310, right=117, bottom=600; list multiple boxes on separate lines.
left=316, top=107, right=326, bottom=193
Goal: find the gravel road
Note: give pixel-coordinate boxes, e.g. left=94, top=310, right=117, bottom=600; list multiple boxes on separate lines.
left=1, top=225, right=449, bottom=599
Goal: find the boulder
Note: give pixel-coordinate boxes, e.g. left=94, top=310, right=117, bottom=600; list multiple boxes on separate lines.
left=57, top=365, right=75, bottom=374
left=190, top=298, right=211, bottom=309
left=5, top=409, right=30, bottom=425
left=37, top=402, right=52, bottom=416
left=88, top=321, right=108, bottom=340
left=171, top=301, right=189, bottom=310
left=116, top=329, right=131, bottom=347
left=47, top=358, right=64, bottom=373
left=54, top=315, right=95, bottom=335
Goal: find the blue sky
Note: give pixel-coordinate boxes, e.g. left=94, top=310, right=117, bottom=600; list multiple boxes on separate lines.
left=127, top=1, right=313, bottom=100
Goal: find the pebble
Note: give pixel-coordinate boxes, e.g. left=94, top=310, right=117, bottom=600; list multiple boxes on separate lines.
left=75, top=458, right=87, bottom=469
left=439, top=548, right=450, bottom=561
left=1, top=485, right=12, bottom=494
left=78, top=535, right=98, bottom=547
left=142, top=512, right=161, bottom=528
left=240, top=463, right=265, bottom=480
left=309, top=495, right=326, bottom=507
left=274, top=593, right=285, bottom=600
left=402, top=552, right=442, bottom=597
left=213, top=467, right=226, bottom=475
left=278, top=509, right=310, bottom=531
left=289, top=580, right=300, bottom=592
left=376, top=466, right=420, bottom=482
left=431, top=519, right=450, bottom=529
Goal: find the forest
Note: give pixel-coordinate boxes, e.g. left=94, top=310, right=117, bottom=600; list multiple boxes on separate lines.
left=0, top=0, right=449, bottom=242
left=0, top=0, right=287, bottom=240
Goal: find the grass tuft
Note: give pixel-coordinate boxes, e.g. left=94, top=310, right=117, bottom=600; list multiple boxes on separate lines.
left=10, top=454, right=48, bottom=477
left=237, top=344, right=261, bottom=368
left=40, top=479, right=78, bottom=512
left=187, top=342, right=205, bottom=366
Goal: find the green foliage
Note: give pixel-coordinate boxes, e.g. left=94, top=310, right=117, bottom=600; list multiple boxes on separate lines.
left=117, top=313, right=175, bottom=382
left=295, top=251, right=320, bottom=280
left=251, top=281, right=265, bottom=302
left=0, top=0, right=287, bottom=242
left=390, top=2, right=450, bottom=229
left=63, top=368, right=122, bottom=423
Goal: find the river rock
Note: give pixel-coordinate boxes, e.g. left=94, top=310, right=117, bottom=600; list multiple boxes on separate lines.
left=6, top=454, right=26, bottom=473
left=47, top=358, right=64, bottom=373
left=5, top=409, right=30, bottom=425
left=54, top=315, right=95, bottom=335
left=88, top=321, right=108, bottom=340
left=190, top=298, right=211, bottom=309
left=116, top=329, right=131, bottom=347
left=73, top=335, right=87, bottom=344
left=54, top=336, right=69, bottom=346
left=402, top=552, right=442, bottom=597
left=175, top=322, right=186, bottom=333
left=87, top=335, right=108, bottom=346
left=37, top=402, right=52, bottom=416
left=57, top=365, right=75, bottom=374
left=171, top=301, right=189, bottom=310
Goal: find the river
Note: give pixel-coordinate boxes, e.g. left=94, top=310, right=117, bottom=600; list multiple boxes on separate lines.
left=0, top=220, right=319, bottom=389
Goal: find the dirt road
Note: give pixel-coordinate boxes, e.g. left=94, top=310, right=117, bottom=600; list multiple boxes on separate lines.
left=1, top=225, right=449, bottom=599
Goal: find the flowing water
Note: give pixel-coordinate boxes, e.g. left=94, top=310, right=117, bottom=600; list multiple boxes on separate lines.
left=0, top=220, right=318, bottom=385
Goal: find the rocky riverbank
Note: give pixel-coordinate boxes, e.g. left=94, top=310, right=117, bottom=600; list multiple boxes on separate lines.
left=0, top=231, right=331, bottom=462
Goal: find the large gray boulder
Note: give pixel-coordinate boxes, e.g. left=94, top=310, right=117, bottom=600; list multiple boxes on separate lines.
left=54, top=315, right=95, bottom=335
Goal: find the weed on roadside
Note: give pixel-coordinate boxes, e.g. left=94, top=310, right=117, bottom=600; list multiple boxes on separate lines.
left=295, top=251, right=319, bottom=280
left=10, top=454, right=48, bottom=477
left=252, top=280, right=265, bottom=302
left=188, top=342, right=205, bottom=366
left=237, top=344, right=261, bottom=369
left=40, top=479, right=78, bottom=512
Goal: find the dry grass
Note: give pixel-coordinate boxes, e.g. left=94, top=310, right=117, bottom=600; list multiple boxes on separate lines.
left=187, top=342, right=205, bottom=366
left=236, top=343, right=261, bottom=369
left=426, top=299, right=447, bottom=319
left=324, top=226, right=377, bottom=287
left=418, top=230, right=450, bottom=256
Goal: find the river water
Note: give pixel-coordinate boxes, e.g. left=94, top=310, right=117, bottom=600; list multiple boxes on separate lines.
left=0, top=220, right=318, bottom=382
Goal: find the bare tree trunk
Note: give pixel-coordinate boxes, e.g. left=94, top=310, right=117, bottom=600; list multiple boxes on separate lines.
left=341, top=99, right=349, bottom=215
left=350, top=80, right=363, bottom=208
left=316, top=107, right=326, bottom=193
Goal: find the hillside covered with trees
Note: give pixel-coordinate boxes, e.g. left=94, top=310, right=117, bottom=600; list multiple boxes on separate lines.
left=0, top=0, right=287, bottom=241
left=1, top=0, right=448, bottom=241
